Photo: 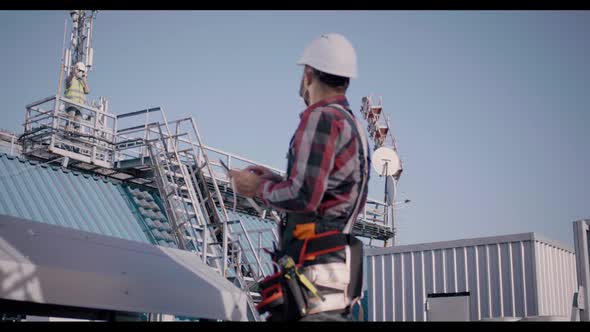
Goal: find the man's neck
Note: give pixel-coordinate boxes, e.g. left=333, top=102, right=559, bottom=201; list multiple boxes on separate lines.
left=309, top=89, right=345, bottom=105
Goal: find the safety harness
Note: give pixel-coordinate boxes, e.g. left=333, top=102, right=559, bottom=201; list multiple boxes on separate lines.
left=256, top=104, right=370, bottom=321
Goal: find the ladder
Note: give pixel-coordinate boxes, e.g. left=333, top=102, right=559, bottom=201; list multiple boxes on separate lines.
left=190, top=161, right=273, bottom=279
left=147, top=128, right=223, bottom=273
left=146, top=115, right=271, bottom=320
left=180, top=117, right=270, bottom=319
left=188, top=157, right=274, bottom=314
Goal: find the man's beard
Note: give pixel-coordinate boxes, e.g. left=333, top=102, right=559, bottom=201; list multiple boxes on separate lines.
left=299, top=76, right=310, bottom=107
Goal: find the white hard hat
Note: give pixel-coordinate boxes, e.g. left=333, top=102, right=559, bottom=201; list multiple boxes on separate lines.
left=297, top=33, right=357, bottom=79
left=75, top=62, right=87, bottom=72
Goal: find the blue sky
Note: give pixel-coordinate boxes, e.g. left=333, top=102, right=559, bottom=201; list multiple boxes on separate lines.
left=0, top=11, right=588, bottom=247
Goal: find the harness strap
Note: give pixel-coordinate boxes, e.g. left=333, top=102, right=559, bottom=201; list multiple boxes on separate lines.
left=298, top=231, right=349, bottom=264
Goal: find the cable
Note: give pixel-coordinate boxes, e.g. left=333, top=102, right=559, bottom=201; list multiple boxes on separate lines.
left=230, top=177, right=238, bottom=213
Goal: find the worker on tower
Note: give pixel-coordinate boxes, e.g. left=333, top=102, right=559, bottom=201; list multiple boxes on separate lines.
left=64, top=62, right=90, bottom=133
left=229, top=33, right=370, bottom=322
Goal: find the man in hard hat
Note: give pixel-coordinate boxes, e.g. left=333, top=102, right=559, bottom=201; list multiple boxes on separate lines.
left=64, top=62, right=90, bottom=133
left=229, top=33, right=370, bottom=322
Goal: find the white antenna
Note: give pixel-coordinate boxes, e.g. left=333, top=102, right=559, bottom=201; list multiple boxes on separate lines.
left=372, top=147, right=402, bottom=178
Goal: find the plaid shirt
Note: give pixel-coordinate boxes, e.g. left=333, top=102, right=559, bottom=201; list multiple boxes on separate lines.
left=256, top=95, right=370, bottom=233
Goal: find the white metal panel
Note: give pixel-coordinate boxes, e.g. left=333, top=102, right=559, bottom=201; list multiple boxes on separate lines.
left=426, top=295, right=470, bottom=321
left=365, top=233, right=576, bottom=321
left=534, top=241, right=577, bottom=318
left=0, top=214, right=249, bottom=321
left=573, top=220, right=590, bottom=321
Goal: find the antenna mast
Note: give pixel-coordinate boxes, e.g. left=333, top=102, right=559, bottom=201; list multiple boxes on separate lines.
left=360, top=95, right=406, bottom=247
left=63, top=10, right=97, bottom=78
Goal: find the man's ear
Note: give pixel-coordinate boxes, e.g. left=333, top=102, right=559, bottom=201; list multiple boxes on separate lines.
left=304, top=68, right=313, bottom=86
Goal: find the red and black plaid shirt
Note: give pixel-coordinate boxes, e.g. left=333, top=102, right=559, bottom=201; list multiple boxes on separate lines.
left=256, top=95, right=370, bottom=233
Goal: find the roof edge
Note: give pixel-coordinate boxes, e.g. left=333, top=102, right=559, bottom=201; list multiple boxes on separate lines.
left=0, top=152, right=114, bottom=185
left=365, top=232, right=538, bottom=256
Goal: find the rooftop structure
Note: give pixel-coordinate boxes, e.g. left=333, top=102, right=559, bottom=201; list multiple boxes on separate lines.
left=9, top=10, right=587, bottom=324
left=2, top=10, right=401, bottom=321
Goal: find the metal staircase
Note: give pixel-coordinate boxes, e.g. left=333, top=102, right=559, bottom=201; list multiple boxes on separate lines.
left=144, top=115, right=274, bottom=320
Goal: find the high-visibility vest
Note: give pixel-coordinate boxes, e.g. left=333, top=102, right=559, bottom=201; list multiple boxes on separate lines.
left=64, top=77, right=86, bottom=105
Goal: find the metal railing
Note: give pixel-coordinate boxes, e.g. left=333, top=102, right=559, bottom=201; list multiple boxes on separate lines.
left=229, top=224, right=276, bottom=279
left=0, top=131, right=20, bottom=156
left=573, top=219, right=590, bottom=321
left=112, top=108, right=392, bottom=236
left=21, top=95, right=117, bottom=168
left=20, top=97, right=393, bottom=246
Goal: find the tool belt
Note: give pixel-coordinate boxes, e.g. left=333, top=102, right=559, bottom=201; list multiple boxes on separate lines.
left=256, top=230, right=363, bottom=321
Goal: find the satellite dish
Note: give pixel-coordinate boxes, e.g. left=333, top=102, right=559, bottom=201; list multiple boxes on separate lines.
left=372, top=147, right=401, bottom=177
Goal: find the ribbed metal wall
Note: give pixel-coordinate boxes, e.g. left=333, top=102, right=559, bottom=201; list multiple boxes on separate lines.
left=365, top=233, right=577, bottom=321
left=534, top=241, right=577, bottom=317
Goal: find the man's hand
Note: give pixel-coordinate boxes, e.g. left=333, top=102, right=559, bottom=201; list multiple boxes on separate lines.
left=82, top=75, right=90, bottom=94
left=228, top=169, right=262, bottom=198
left=245, top=165, right=283, bottom=182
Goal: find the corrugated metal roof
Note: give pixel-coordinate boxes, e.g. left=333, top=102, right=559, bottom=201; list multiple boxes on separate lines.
left=0, top=153, right=150, bottom=244
left=0, top=152, right=285, bottom=269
